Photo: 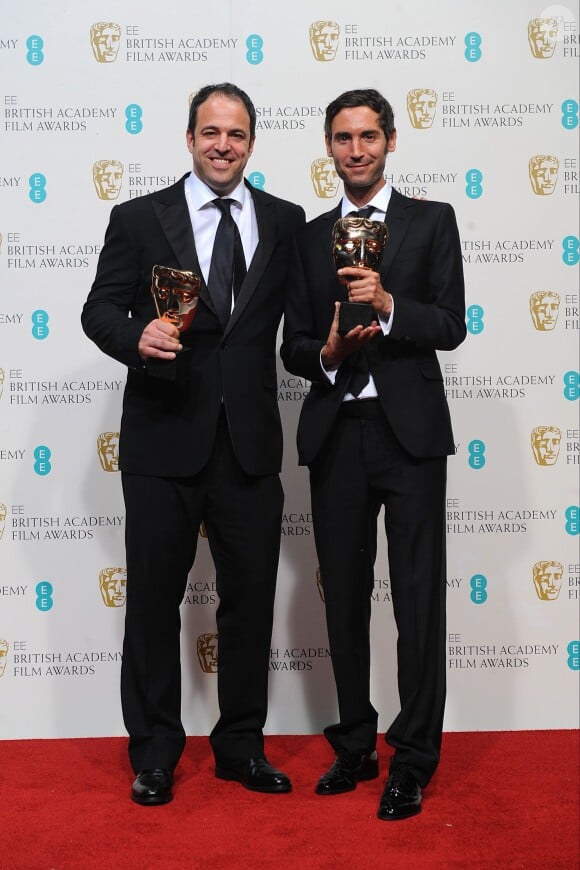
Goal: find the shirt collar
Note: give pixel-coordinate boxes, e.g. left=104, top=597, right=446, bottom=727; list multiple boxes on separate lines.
left=184, top=171, right=248, bottom=211
left=341, top=182, right=392, bottom=217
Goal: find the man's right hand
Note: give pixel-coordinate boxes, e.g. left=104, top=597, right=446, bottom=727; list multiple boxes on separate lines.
left=138, top=319, right=182, bottom=361
left=321, top=301, right=381, bottom=369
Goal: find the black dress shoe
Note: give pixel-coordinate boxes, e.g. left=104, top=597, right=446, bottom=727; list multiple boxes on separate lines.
left=377, top=768, right=422, bottom=820
left=315, top=750, right=379, bottom=795
left=131, top=768, right=174, bottom=805
left=215, top=757, right=292, bottom=793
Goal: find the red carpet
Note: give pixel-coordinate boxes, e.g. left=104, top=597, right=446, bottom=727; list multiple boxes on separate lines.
left=0, top=732, right=578, bottom=869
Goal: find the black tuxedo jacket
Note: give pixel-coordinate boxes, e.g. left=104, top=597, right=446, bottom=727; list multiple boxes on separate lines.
left=280, top=189, right=466, bottom=465
left=83, top=175, right=305, bottom=477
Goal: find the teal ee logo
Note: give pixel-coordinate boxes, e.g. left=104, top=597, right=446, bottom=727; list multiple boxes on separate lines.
left=563, top=371, right=579, bottom=401
left=467, top=304, right=484, bottom=334
left=248, top=171, right=265, bottom=190
left=470, top=574, right=488, bottom=604
left=26, top=35, right=44, bottom=65
left=29, top=173, right=47, bottom=203
left=464, top=32, right=482, bottom=62
left=125, top=104, right=143, bottom=134
left=562, top=236, right=579, bottom=266
left=468, top=440, right=486, bottom=469
left=33, top=445, right=52, bottom=476
left=567, top=641, right=580, bottom=670
left=561, top=100, right=578, bottom=130
left=466, top=169, right=483, bottom=198
left=32, top=309, right=49, bottom=339
left=36, top=581, right=53, bottom=611
left=565, top=506, right=579, bottom=535
left=246, top=34, right=263, bottom=64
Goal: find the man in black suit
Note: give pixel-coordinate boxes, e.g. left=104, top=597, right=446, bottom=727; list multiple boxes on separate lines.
left=83, top=83, right=305, bottom=805
left=281, top=89, right=465, bottom=820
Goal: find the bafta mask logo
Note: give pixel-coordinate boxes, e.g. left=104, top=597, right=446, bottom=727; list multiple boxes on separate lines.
left=407, top=89, right=438, bottom=129
left=309, top=20, right=340, bottom=61
left=151, top=265, right=202, bottom=332
left=90, top=22, right=121, bottom=63
left=533, top=560, right=564, bottom=600
left=531, top=426, right=561, bottom=466
left=93, top=160, right=124, bottom=201
left=0, top=368, right=4, bottom=400
left=0, top=639, right=7, bottom=677
left=528, top=18, right=558, bottom=58
left=311, top=157, right=340, bottom=199
left=315, top=566, right=325, bottom=603
left=99, top=567, right=127, bottom=607
left=332, top=216, right=388, bottom=272
left=97, top=432, right=120, bottom=472
left=0, top=503, right=6, bottom=541
left=197, top=632, right=218, bottom=673
left=529, top=155, right=559, bottom=196
left=530, top=291, right=560, bottom=331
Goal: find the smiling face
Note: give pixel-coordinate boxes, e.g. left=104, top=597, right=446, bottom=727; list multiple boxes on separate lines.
left=326, top=105, right=396, bottom=204
left=186, top=93, right=254, bottom=196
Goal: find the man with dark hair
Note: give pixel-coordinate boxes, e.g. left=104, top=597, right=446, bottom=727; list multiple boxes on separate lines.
left=83, top=82, right=305, bottom=805
left=281, top=88, right=465, bottom=820
left=189, top=83, right=257, bottom=140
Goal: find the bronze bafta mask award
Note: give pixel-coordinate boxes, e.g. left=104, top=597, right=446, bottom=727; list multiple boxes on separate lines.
left=148, top=264, right=202, bottom=381
left=332, top=216, right=388, bottom=336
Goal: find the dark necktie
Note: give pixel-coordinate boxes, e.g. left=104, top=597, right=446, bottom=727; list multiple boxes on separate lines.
left=208, top=198, right=247, bottom=327
left=349, top=205, right=375, bottom=219
left=346, top=205, right=376, bottom=396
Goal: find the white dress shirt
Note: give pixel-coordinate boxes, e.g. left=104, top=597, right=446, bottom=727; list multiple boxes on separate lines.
left=184, top=172, right=259, bottom=310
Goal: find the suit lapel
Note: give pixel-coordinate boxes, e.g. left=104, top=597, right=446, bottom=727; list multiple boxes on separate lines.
left=380, top=188, right=413, bottom=281
left=151, top=175, right=215, bottom=314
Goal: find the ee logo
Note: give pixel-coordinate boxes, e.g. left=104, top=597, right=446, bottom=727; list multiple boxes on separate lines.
left=36, top=582, right=53, bottom=612
left=248, top=171, right=265, bottom=190
left=562, top=236, right=579, bottom=266
left=29, top=173, right=47, bottom=204
left=466, top=169, right=483, bottom=199
left=32, top=310, right=49, bottom=339
left=468, top=440, right=486, bottom=469
left=246, top=34, right=263, bottom=64
left=470, top=574, right=488, bottom=604
left=567, top=642, right=579, bottom=671
left=467, top=304, right=484, bottom=334
left=125, top=104, right=143, bottom=134
left=464, top=32, right=482, bottom=62
left=565, top=506, right=579, bottom=536
left=26, top=35, right=44, bottom=65
left=563, top=371, right=579, bottom=401
left=561, top=100, right=578, bottom=130
left=33, top=446, right=52, bottom=476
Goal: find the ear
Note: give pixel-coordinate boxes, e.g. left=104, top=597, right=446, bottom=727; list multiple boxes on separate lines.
left=248, top=136, right=255, bottom=157
left=325, top=135, right=332, bottom=158
left=387, top=130, right=397, bottom=153
left=186, top=129, right=194, bottom=153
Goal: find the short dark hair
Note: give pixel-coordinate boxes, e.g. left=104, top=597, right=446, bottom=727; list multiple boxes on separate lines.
left=188, top=83, right=256, bottom=140
left=324, top=88, right=396, bottom=140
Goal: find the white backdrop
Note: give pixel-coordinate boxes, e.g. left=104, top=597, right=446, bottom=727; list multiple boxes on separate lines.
left=1, top=0, right=578, bottom=739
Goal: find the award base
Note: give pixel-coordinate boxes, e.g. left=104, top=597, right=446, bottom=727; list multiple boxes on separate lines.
left=338, top=302, right=375, bottom=336
left=145, top=347, right=191, bottom=383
